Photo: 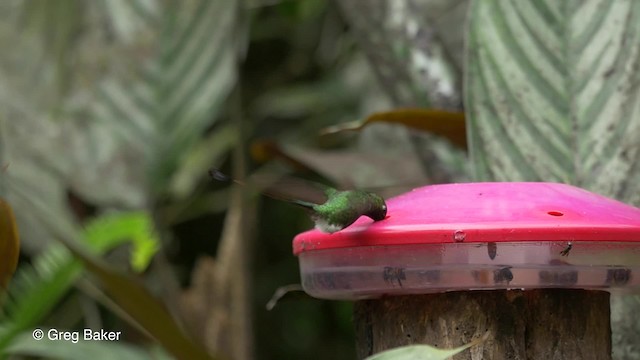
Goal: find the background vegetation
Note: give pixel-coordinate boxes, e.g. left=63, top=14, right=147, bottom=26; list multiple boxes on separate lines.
left=0, top=1, right=638, bottom=359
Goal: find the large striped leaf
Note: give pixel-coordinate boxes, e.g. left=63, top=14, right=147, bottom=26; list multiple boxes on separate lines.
left=89, top=0, right=241, bottom=198
left=466, top=0, right=640, bottom=205
left=465, top=1, right=640, bottom=357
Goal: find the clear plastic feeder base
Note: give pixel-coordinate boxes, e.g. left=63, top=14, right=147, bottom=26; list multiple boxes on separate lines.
left=299, top=242, right=640, bottom=300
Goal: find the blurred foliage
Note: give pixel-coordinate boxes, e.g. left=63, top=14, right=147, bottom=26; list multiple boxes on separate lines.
left=0, top=212, right=160, bottom=353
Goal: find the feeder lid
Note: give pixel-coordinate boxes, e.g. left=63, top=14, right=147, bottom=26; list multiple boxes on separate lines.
left=293, top=183, right=640, bottom=299
left=293, top=182, right=640, bottom=254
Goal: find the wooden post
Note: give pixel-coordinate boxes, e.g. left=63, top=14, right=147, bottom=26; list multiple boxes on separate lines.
left=354, top=289, right=611, bottom=360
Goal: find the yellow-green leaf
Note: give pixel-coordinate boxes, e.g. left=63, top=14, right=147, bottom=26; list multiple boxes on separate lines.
left=321, top=109, right=467, bottom=150
left=0, top=198, right=19, bottom=289
left=365, top=333, right=488, bottom=360
left=82, top=212, right=159, bottom=272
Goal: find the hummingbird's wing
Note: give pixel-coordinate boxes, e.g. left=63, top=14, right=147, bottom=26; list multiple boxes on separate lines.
left=210, top=168, right=329, bottom=208
left=250, top=173, right=329, bottom=208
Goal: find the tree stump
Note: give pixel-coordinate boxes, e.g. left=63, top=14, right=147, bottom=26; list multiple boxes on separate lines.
left=354, top=289, right=611, bottom=360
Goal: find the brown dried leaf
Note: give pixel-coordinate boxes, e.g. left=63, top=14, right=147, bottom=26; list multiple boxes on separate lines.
left=321, top=108, right=467, bottom=150
left=0, top=198, right=19, bottom=289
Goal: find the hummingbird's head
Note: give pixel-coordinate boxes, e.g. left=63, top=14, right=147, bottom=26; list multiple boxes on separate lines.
left=366, top=193, right=387, bottom=222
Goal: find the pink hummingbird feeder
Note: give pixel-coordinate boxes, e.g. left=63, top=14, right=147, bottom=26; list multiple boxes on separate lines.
left=293, top=182, right=640, bottom=300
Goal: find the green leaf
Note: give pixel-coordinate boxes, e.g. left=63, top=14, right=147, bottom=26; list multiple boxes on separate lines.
left=466, top=0, right=640, bottom=204
left=82, top=212, right=159, bottom=272
left=365, top=334, right=486, bottom=360
left=365, top=345, right=464, bottom=360
left=0, top=246, right=79, bottom=351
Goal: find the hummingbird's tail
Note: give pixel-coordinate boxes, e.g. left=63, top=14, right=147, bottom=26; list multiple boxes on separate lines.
left=288, top=199, right=317, bottom=210
left=208, top=168, right=229, bottom=182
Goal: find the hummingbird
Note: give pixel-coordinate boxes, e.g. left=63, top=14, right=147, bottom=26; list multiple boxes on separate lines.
left=208, top=168, right=388, bottom=233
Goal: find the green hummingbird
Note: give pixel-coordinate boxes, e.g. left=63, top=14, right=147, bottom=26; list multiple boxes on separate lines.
left=208, top=169, right=388, bottom=233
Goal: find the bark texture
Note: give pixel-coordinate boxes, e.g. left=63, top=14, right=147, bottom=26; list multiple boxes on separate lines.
left=354, top=289, right=611, bottom=360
